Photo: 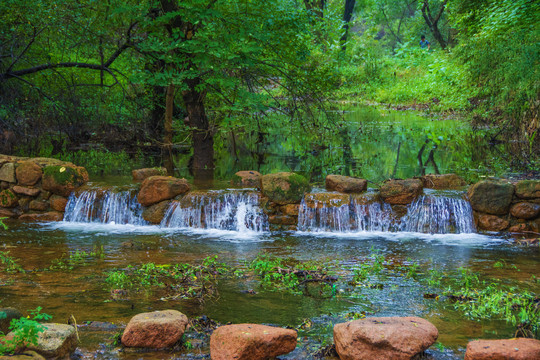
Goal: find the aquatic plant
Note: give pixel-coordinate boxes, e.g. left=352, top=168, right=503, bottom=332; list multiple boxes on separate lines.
left=0, top=251, right=23, bottom=273
left=48, top=246, right=105, bottom=271
left=0, top=307, right=52, bottom=355
left=0, top=217, right=7, bottom=230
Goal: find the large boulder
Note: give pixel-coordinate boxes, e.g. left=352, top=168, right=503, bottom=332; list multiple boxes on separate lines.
left=232, top=171, right=261, bottom=188
left=477, top=214, right=509, bottom=232
left=380, top=179, right=423, bottom=205
left=137, top=176, right=190, bottom=207
left=421, top=174, right=467, bottom=189
left=210, top=324, right=297, bottom=360
left=464, top=338, right=540, bottom=360
left=515, top=180, right=540, bottom=199
left=0, top=189, right=18, bottom=208
left=326, top=175, right=367, bottom=193
left=261, top=172, right=311, bottom=205
left=333, top=316, right=438, bottom=360
left=15, top=162, right=42, bottom=186
left=510, top=202, right=540, bottom=220
left=42, top=165, right=89, bottom=197
left=0, top=163, right=16, bottom=183
left=142, top=200, right=171, bottom=224
left=0, top=307, right=23, bottom=335
left=23, top=323, right=78, bottom=360
left=467, top=180, right=514, bottom=215
left=132, top=167, right=167, bottom=182
left=121, top=310, right=188, bottom=349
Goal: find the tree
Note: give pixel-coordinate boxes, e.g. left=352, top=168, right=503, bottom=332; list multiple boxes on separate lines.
left=420, top=0, right=447, bottom=49
left=340, top=0, right=356, bottom=50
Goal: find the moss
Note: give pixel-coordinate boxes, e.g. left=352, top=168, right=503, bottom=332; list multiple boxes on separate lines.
left=231, top=174, right=243, bottom=186
left=0, top=189, right=17, bottom=207
left=43, top=165, right=83, bottom=186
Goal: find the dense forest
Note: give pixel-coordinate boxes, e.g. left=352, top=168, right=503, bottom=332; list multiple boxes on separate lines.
left=1, top=0, right=538, bottom=179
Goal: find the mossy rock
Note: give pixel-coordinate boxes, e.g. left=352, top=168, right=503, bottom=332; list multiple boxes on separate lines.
left=0, top=189, right=18, bottom=208
left=42, top=165, right=89, bottom=197
left=261, top=172, right=311, bottom=205
left=515, top=180, right=540, bottom=199
left=467, top=180, right=514, bottom=215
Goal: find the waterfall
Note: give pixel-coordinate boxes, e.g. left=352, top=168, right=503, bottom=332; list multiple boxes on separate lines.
left=160, top=190, right=268, bottom=232
left=63, top=190, right=147, bottom=225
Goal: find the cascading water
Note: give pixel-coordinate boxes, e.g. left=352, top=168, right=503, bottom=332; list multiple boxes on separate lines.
left=160, top=190, right=268, bottom=232
left=63, top=190, right=147, bottom=225
left=298, top=192, right=475, bottom=234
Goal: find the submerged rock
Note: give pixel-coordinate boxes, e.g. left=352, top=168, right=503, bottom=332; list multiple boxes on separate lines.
left=421, top=173, right=467, bottom=189
left=121, top=310, right=188, bottom=349
left=333, top=316, right=438, bottom=360
left=515, top=180, right=540, bottom=199
left=510, top=202, right=540, bottom=219
left=467, top=180, right=514, bottom=215
left=15, top=161, right=42, bottom=186
left=42, top=165, right=89, bottom=197
left=232, top=171, right=262, bottom=187
left=23, top=323, right=78, bottom=360
left=325, top=175, right=367, bottom=193
left=132, top=167, right=167, bottom=182
left=261, top=172, right=311, bottom=205
left=18, top=212, right=64, bottom=222
left=464, top=338, right=540, bottom=360
left=142, top=200, right=171, bottom=224
left=379, top=179, right=423, bottom=205
left=137, top=176, right=190, bottom=207
left=303, top=192, right=350, bottom=208
left=210, top=324, right=297, bottom=360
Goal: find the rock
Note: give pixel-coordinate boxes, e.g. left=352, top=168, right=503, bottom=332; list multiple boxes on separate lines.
left=326, top=175, right=367, bottom=193
left=0, top=350, right=46, bottom=360
left=49, top=195, right=68, bottom=212
left=132, top=167, right=167, bottom=182
left=22, top=323, right=78, bottom=360
left=261, top=172, right=311, bottom=205
left=137, top=176, right=190, bottom=207
left=0, top=307, right=23, bottom=335
left=15, top=162, right=42, bottom=186
left=142, top=200, right=171, bottom=224
left=18, top=212, right=63, bottom=222
left=121, top=310, right=188, bottom=349
left=510, top=202, right=540, bottom=220
left=0, top=189, right=18, bottom=208
left=1, top=181, right=9, bottom=189
left=0, top=208, right=16, bottom=217
left=467, top=180, right=514, bottom=215
left=464, top=338, right=540, bottom=360
left=0, top=163, right=16, bottom=183
left=210, top=324, right=297, bottom=360
left=42, top=165, right=89, bottom=197
left=280, top=204, right=300, bottom=216
left=303, top=192, right=350, bottom=208
left=268, top=214, right=297, bottom=225
left=478, top=214, right=509, bottom=232
left=232, top=171, right=262, bottom=188
left=39, top=191, right=51, bottom=201
left=380, top=179, right=423, bottom=205
left=29, top=200, right=49, bottom=211
left=515, top=180, right=540, bottom=199
left=333, top=316, right=438, bottom=360
left=421, top=174, right=467, bottom=189
left=12, top=186, right=40, bottom=197
left=508, top=223, right=530, bottom=233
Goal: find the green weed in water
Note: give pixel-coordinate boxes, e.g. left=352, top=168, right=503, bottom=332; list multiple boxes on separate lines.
left=0, top=251, right=24, bottom=273
left=0, top=307, right=52, bottom=355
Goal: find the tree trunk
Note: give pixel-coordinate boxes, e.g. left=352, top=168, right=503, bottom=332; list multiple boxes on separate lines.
left=182, top=78, right=214, bottom=176
left=340, top=0, right=356, bottom=51
left=163, top=83, right=174, bottom=175
left=421, top=0, right=448, bottom=49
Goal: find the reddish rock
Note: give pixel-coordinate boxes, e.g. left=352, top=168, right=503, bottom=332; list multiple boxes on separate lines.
left=42, top=165, right=89, bottom=197
left=210, top=324, right=297, bottom=360
left=121, top=310, right=188, bottom=349
left=49, top=195, right=68, bottom=212
left=29, top=200, right=49, bottom=211
left=232, top=171, right=262, bottom=187
left=510, top=203, right=540, bottom=220
left=478, top=214, right=509, bottom=231
left=19, top=212, right=63, bottom=222
left=421, top=173, right=467, bottom=189
left=515, top=180, right=540, bottom=199
left=0, top=208, right=16, bottom=218
left=326, top=175, right=367, bottom=193
left=261, top=172, right=311, bottom=205
left=508, top=223, right=530, bottom=233
left=380, top=179, right=423, bottom=205
left=333, top=316, right=438, bottom=360
left=12, top=185, right=40, bottom=197
left=138, top=176, right=190, bottom=207
left=15, top=161, right=42, bottom=186
left=467, top=180, right=514, bottom=215
left=142, top=200, right=171, bottom=224
left=132, top=167, right=167, bottom=182
left=280, top=204, right=300, bottom=216
left=268, top=214, right=297, bottom=225
left=0, top=189, right=18, bottom=208
left=464, top=338, right=540, bottom=360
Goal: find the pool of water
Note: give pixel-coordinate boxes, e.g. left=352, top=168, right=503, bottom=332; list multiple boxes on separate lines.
left=1, top=220, right=538, bottom=359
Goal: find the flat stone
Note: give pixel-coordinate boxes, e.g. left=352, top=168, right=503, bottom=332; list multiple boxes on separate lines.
left=0, top=208, right=16, bottom=217
left=0, top=163, right=16, bottom=183
left=326, top=175, right=367, bottom=193
left=421, top=174, right=467, bottom=189
left=464, top=338, right=540, bottom=360
left=12, top=186, right=40, bottom=197
left=268, top=214, right=297, bottom=225
left=121, top=310, right=188, bottom=349
left=210, top=324, right=297, bottom=360
left=18, top=212, right=63, bottom=222
left=303, top=192, right=350, bottom=208
left=333, top=316, right=438, bottom=360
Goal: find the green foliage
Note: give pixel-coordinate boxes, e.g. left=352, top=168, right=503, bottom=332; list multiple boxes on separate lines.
left=49, top=246, right=105, bottom=271
left=0, top=251, right=23, bottom=273
left=0, top=307, right=52, bottom=355
left=52, top=150, right=146, bottom=177
left=0, top=217, right=7, bottom=230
